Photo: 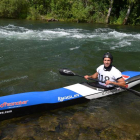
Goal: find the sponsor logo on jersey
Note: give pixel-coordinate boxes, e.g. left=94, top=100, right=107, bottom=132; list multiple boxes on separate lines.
left=122, top=75, right=130, bottom=80
left=0, top=100, right=29, bottom=109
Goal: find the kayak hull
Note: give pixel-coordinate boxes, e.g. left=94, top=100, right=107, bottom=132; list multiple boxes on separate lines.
left=0, top=71, right=140, bottom=121
left=0, top=96, right=87, bottom=121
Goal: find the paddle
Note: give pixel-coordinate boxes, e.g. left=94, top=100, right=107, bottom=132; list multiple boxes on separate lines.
left=59, top=68, right=140, bottom=97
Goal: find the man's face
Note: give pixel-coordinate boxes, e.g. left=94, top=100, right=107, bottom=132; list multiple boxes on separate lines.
left=103, top=58, right=111, bottom=67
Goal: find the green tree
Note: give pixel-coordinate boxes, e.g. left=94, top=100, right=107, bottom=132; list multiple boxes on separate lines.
left=129, top=1, right=140, bottom=25
left=109, top=0, right=126, bottom=24
left=123, top=0, right=137, bottom=25
left=71, top=0, right=88, bottom=22
left=0, top=0, right=140, bottom=25
left=27, top=7, right=40, bottom=20
left=28, top=0, right=51, bottom=15
left=106, top=0, right=113, bottom=24
left=0, top=0, right=29, bottom=18
left=49, top=0, right=72, bottom=19
left=91, top=0, right=108, bottom=23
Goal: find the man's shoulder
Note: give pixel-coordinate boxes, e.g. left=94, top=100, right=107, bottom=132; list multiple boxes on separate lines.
left=96, top=64, right=104, bottom=72
left=97, top=64, right=104, bottom=69
left=111, top=66, right=121, bottom=73
left=112, top=66, right=120, bottom=70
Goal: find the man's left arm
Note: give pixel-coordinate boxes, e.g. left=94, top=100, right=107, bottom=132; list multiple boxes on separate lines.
left=106, top=77, right=126, bottom=87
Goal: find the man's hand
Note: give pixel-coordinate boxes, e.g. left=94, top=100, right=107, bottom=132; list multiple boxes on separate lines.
left=84, top=75, right=90, bottom=80
left=105, top=78, right=126, bottom=87
left=105, top=80, right=113, bottom=85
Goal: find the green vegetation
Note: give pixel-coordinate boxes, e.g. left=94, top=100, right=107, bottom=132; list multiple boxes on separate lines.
left=0, top=0, right=140, bottom=25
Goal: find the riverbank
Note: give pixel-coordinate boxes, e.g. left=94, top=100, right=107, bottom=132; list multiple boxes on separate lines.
left=1, top=0, right=140, bottom=25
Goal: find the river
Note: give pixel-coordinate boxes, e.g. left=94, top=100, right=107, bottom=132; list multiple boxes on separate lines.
left=0, top=19, right=140, bottom=140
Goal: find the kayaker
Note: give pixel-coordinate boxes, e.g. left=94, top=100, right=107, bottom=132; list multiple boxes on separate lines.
left=84, top=52, right=126, bottom=88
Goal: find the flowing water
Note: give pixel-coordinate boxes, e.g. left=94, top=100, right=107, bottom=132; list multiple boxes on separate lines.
left=0, top=19, right=140, bottom=139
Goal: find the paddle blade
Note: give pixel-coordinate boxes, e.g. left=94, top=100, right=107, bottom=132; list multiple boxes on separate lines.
left=59, top=69, right=76, bottom=76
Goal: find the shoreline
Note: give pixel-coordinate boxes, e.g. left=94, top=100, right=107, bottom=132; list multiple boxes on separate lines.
left=0, top=17, right=139, bottom=27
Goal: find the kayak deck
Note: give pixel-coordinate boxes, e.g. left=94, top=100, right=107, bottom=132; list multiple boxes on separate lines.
left=0, top=71, right=140, bottom=121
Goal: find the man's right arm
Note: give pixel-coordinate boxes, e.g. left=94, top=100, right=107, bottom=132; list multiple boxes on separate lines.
left=84, top=72, right=98, bottom=80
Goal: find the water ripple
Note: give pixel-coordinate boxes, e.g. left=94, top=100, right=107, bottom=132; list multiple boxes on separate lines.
left=0, top=24, right=140, bottom=52
left=0, top=76, right=28, bottom=84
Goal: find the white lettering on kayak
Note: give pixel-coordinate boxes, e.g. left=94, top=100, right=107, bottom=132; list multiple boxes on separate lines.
left=58, top=94, right=80, bottom=102
left=102, top=88, right=123, bottom=96
left=0, top=110, right=12, bottom=115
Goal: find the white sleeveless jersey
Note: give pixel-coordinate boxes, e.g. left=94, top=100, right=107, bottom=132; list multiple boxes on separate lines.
left=96, top=65, right=122, bottom=87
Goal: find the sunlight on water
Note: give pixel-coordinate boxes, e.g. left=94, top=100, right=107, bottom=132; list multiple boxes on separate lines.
left=0, top=22, right=140, bottom=92
left=0, top=21, right=140, bottom=140
left=0, top=76, right=28, bottom=84
left=69, top=46, right=80, bottom=50
left=0, top=24, right=140, bottom=52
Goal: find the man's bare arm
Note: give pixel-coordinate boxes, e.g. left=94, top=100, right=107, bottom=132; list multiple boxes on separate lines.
left=84, top=72, right=98, bottom=80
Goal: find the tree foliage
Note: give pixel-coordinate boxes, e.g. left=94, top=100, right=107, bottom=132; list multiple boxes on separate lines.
left=0, top=0, right=140, bottom=25
left=0, top=0, right=29, bottom=18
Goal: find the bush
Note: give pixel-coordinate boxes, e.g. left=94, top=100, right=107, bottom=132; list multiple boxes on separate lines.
left=113, top=9, right=126, bottom=25
left=0, top=0, right=29, bottom=19
left=27, top=7, right=40, bottom=20
left=71, top=1, right=87, bottom=22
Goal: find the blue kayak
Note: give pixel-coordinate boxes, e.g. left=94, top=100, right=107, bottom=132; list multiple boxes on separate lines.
left=0, top=71, right=140, bottom=121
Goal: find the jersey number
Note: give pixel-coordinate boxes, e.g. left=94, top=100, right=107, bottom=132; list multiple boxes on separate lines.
left=98, top=74, right=110, bottom=82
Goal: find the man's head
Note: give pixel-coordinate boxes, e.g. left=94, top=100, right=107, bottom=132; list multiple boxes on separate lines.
left=103, top=52, right=113, bottom=67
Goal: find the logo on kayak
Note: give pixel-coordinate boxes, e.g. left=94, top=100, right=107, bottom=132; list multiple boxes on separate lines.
left=122, top=75, right=130, bottom=80
left=0, top=100, right=29, bottom=109
left=102, top=87, right=123, bottom=96
left=125, top=84, right=128, bottom=88
left=58, top=94, right=80, bottom=102
left=0, top=110, right=12, bottom=115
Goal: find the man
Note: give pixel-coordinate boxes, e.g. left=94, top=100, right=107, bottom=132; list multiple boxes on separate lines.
left=84, top=52, right=126, bottom=88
